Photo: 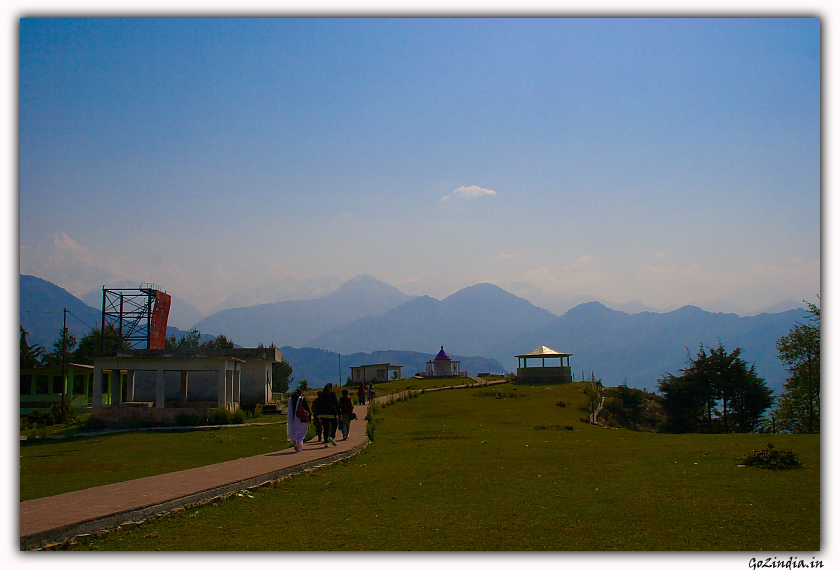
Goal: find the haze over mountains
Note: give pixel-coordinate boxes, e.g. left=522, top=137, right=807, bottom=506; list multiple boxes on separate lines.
left=191, top=275, right=416, bottom=348
left=307, top=283, right=557, bottom=356
left=21, top=272, right=808, bottom=392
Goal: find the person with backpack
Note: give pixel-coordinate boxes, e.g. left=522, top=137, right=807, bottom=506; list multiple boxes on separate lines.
left=339, top=389, right=355, bottom=440
left=315, top=383, right=342, bottom=447
left=286, top=389, right=310, bottom=452
left=368, top=383, right=376, bottom=403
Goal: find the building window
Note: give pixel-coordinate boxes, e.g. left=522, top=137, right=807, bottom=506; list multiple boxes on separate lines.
left=52, top=375, right=64, bottom=394
left=21, top=374, right=32, bottom=396
left=35, top=375, right=49, bottom=395
left=73, top=374, right=86, bottom=396
left=376, top=369, right=385, bottom=379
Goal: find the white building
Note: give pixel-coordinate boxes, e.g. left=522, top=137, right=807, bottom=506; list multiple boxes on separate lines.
left=349, top=363, right=403, bottom=384
left=425, top=346, right=462, bottom=377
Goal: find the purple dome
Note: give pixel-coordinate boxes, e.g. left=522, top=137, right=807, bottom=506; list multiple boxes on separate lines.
left=435, top=345, right=450, bottom=360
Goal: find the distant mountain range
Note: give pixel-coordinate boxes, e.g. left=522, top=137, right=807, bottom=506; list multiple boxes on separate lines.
left=79, top=282, right=205, bottom=331
left=20, top=273, right=809, bottom=394
left=489, top=302, right=807, bottom=393
left=20, top=275, right=215, bottom=350
left=191, top=275, right=416, bottom=348
left=307, top=283, right=557, bottom=356
left=20, top=275, right=103, bottom=349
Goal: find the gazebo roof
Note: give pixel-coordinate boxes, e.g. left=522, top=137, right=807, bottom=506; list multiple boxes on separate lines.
left=435, top=346, right=451, bottom=360
left=515, top=346, right=572, bottom=358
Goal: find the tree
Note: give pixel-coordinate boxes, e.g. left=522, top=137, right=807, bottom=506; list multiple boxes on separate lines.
left=657, top=371, right=705, bottom=433
left=297, top=378, right=309, bottom=391
left=73, top=324, right=129, bottom=365
left=20, top=326, right=46, bottom=369
left=658, top=343, right=773, bottom=433
left=166, top=328, right=202, bottom=351
left=774, top=298, right=820, bottom=433
left=610, top=380, right=645, bottom=430
left=272, top=358, right=294, bottom=394
left=202, top=333, right=234, bottom=350
left=729, top=363, right=774, bottom=433
left=43, top=327, right=77, bottom=367
left=580, top=372, right=602, bottom=422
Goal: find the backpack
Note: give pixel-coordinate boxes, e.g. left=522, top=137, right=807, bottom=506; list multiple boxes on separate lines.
left=295, top=399, right=311, bottom=422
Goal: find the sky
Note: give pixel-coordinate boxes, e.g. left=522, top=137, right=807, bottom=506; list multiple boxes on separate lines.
left=4, top=5, right=836, bottom=570
left=18, top=17, right=821, bottom=318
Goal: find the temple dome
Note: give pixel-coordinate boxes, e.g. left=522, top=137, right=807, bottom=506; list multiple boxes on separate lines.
left=435, top=345, right=451, bottom=360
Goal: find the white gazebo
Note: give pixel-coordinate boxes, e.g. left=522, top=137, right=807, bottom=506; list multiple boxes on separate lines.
left=515, top=346, right=573, bottom=384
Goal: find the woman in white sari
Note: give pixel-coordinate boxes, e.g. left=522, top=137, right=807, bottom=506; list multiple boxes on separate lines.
left=287, top=389, right=310, bottom=452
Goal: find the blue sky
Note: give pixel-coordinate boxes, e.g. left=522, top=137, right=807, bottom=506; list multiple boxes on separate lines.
left=18, top=17, right=821, bottom=315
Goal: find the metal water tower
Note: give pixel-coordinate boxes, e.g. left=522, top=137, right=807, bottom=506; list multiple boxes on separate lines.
left=101, top=283, right=172, bottom=349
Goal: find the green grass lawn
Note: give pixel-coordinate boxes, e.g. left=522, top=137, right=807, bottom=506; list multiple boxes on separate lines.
left=64, top=382, right=819, bottom=551
left=365, top=375, right=482, bottom=398
left=20, top=422, right=298, bottom=501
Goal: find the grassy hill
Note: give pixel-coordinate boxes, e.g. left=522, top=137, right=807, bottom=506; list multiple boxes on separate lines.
left=58, top=381, right=819, bottom=551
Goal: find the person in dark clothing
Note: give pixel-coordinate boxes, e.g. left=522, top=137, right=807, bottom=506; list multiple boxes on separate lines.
left=357, top=383, right=366, bottom=405
left=339, top=389, right=354, bottom=440
left=312, top=391, right=323, bottom=442
left=316, top=383, right=342, bottom=447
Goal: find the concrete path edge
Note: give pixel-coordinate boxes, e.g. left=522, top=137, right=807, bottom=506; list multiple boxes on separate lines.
left=21, top=439, right=369, bottom=551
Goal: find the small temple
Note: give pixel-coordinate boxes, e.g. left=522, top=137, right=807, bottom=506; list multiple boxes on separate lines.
left=515, top=345, right=573, bottom=384
left=425, top=345, right=462, bottom=378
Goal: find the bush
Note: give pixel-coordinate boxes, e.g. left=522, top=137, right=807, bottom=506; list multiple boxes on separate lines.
left=253, top=403, right=262, bottom=418
left=27, top=410, right=43, bottom=427
left=232, top=408, right=246, bottom=424
left=176, top=411, right=203, bottom=426
left=210, top=408, right=231, bottom=425
left=51, top=401, right=76, bottom=424
left=741, top=443, right=803, bottom=470
left=85, top=416, right=107, bottom=431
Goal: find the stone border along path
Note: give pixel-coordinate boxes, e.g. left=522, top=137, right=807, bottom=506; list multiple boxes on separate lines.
left=20, top=378, right=509, bottom=550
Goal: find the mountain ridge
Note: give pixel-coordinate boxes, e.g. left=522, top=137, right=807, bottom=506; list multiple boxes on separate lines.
left=490, top=301, right=807, bottom=393
left=306, top=282, right=558, bottom=356
left=191, top=274, right=416, bottom=347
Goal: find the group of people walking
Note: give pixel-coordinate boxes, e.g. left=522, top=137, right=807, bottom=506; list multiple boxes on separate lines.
left=357, top=382, right=375, bottom=405
left=286, top=383, right=368, bottom=452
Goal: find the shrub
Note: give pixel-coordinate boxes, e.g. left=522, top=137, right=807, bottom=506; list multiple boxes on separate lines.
left=27, top=410, right=43, bottom=427
left=741, top=443, right=803, bottom=470
left=85, top=416, right=107, bottom=431
left=232, top=408, right=246, bottom=424
left=253, top=403, right=262, bottom=418
left=210, top=408, right=231, bottom=425
left=50, top=401, right=76, bottom=424
left=176, top=412, right=203, bottom=426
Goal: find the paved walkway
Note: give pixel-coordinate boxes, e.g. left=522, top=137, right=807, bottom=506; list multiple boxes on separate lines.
left=20, top=379, right=509, bottom=550
left=20, top=404, right=370, bottom=550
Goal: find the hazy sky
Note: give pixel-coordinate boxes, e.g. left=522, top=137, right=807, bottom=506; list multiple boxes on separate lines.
left=18, top=17, right=821, bottom=315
